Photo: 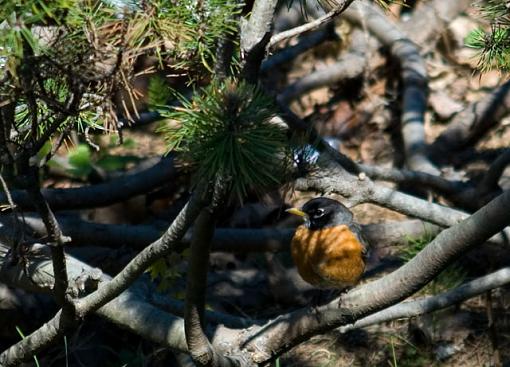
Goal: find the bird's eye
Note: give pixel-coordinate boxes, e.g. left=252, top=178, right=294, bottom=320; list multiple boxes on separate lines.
left=314, top=208, right=325, bottom=217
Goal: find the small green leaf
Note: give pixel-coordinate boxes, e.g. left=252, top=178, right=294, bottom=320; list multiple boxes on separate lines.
left=67, top=144, right=93, bottom=177
left=96, top=155, right=140, bottom=171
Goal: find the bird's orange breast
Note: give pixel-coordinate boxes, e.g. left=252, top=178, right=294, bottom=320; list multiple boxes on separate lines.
left=291, top=224, right=366, bottom=288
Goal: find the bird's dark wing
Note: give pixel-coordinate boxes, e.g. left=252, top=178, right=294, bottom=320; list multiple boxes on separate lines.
left=349, top=222, right=370, bottom=261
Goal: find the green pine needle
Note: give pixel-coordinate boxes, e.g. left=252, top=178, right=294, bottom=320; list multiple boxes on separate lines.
left=160, top=79, right=292, bottom=202
left=466, top=26, right=510, bottom=72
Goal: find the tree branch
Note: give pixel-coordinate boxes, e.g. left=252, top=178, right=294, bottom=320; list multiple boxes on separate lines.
left=0, top=157, right=177, bottom=211
left=260, top=27, right=334, bottom=73
left=429, top=80, right=510, bottom=162
left=269, top=0, right=355, bottom=47
left=0, top=187, right=205, bottom=364
left=23, top=168, right=71, bottom=305
left=17, top=214, right=441, bottom=252
left=184, top=208, right=240, bottom=366
left=279, top=52, right=365, bottom=103
left=344, top=0, right=438, bottom=175
left=294, top=164, right=510, bottom=245
left=340, top=266, right=510, bottom=333
left=240, top=0, right=279, bottom=83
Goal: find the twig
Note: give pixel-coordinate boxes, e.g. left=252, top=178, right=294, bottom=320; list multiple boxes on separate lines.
left=24, top=169, right=71, bottom=305
left=261, top=27, right=334, bottom=73
left=269, top=0, right=355, bottom=47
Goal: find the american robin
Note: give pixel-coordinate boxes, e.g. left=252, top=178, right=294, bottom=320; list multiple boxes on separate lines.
left=286, top=197, right=370, bottom=289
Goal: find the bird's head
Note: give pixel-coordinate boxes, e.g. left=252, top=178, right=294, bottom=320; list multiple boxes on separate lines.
left=286, top=197, right=353, bottom=230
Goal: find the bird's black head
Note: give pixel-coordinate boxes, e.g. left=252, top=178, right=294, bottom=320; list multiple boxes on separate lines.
left=287, top=197, right=353, bottom=230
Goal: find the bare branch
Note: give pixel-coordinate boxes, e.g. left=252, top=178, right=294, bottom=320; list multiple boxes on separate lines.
left=261, top=27, right=334, bottom=73
left=279, top=52, right=365, bottom=103
left=269, top=0, right=355, bottom=47
left=184, top=208, right=241, bottom=366
left=18, top=214, right=440, bottom=252
left=341, top=266, right=510, bottom=332
left=23, top=168, right=71, bottom=305
left=0, top=188, right=205, bottom=364
left=400, top=0, right=471, bottom=47
left=185, top=209, right=216, bottom=364
left=0, top=157, right=177, bottom=211
left=72, top=188, right=206, bottom=316
left=0, top=242, right=189, bottom=366
left=0, top=310, right=68, bottom=367
left=295, top=164, right=510, bottom=245
left=240, top=0, right=279, bottom=83
left=359, top=163, right=465, bottom=195
left=344, top=0, right=438, bottom=175
left=429, top=80, right=510, bottom=161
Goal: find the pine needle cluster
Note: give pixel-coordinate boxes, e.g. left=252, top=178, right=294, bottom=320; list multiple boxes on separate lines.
left=466, top=0, right=510, bottom=71
left=159, top=79, right=293, bottom=202
left=0, top=0, right=241, bottom=150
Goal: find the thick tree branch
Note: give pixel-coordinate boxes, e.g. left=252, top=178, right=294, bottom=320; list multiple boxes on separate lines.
left=240, top=0, right=279, bottom=83
left=17, top=214, right=441, bottom=252
left=295, top=164, right=510, bottom=245
left=344, top=0, right=438, bottom=175
left=0, top=157, right=177, bottom=211
left=340, top=266, right=510, bottom=333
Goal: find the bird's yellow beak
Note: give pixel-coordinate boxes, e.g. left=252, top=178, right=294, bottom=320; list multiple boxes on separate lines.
left=286, top=208, right=306, bottom=217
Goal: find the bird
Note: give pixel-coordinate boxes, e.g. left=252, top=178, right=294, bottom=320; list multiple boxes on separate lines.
left=286, top=197, right=370, bottom=289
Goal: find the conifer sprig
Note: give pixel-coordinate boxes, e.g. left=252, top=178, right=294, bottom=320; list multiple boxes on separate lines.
left=0, top=0, right=242, bottom=150
left=467, top=1, right=510, bottom=71
left=160, top=79, right=292, bottom=202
